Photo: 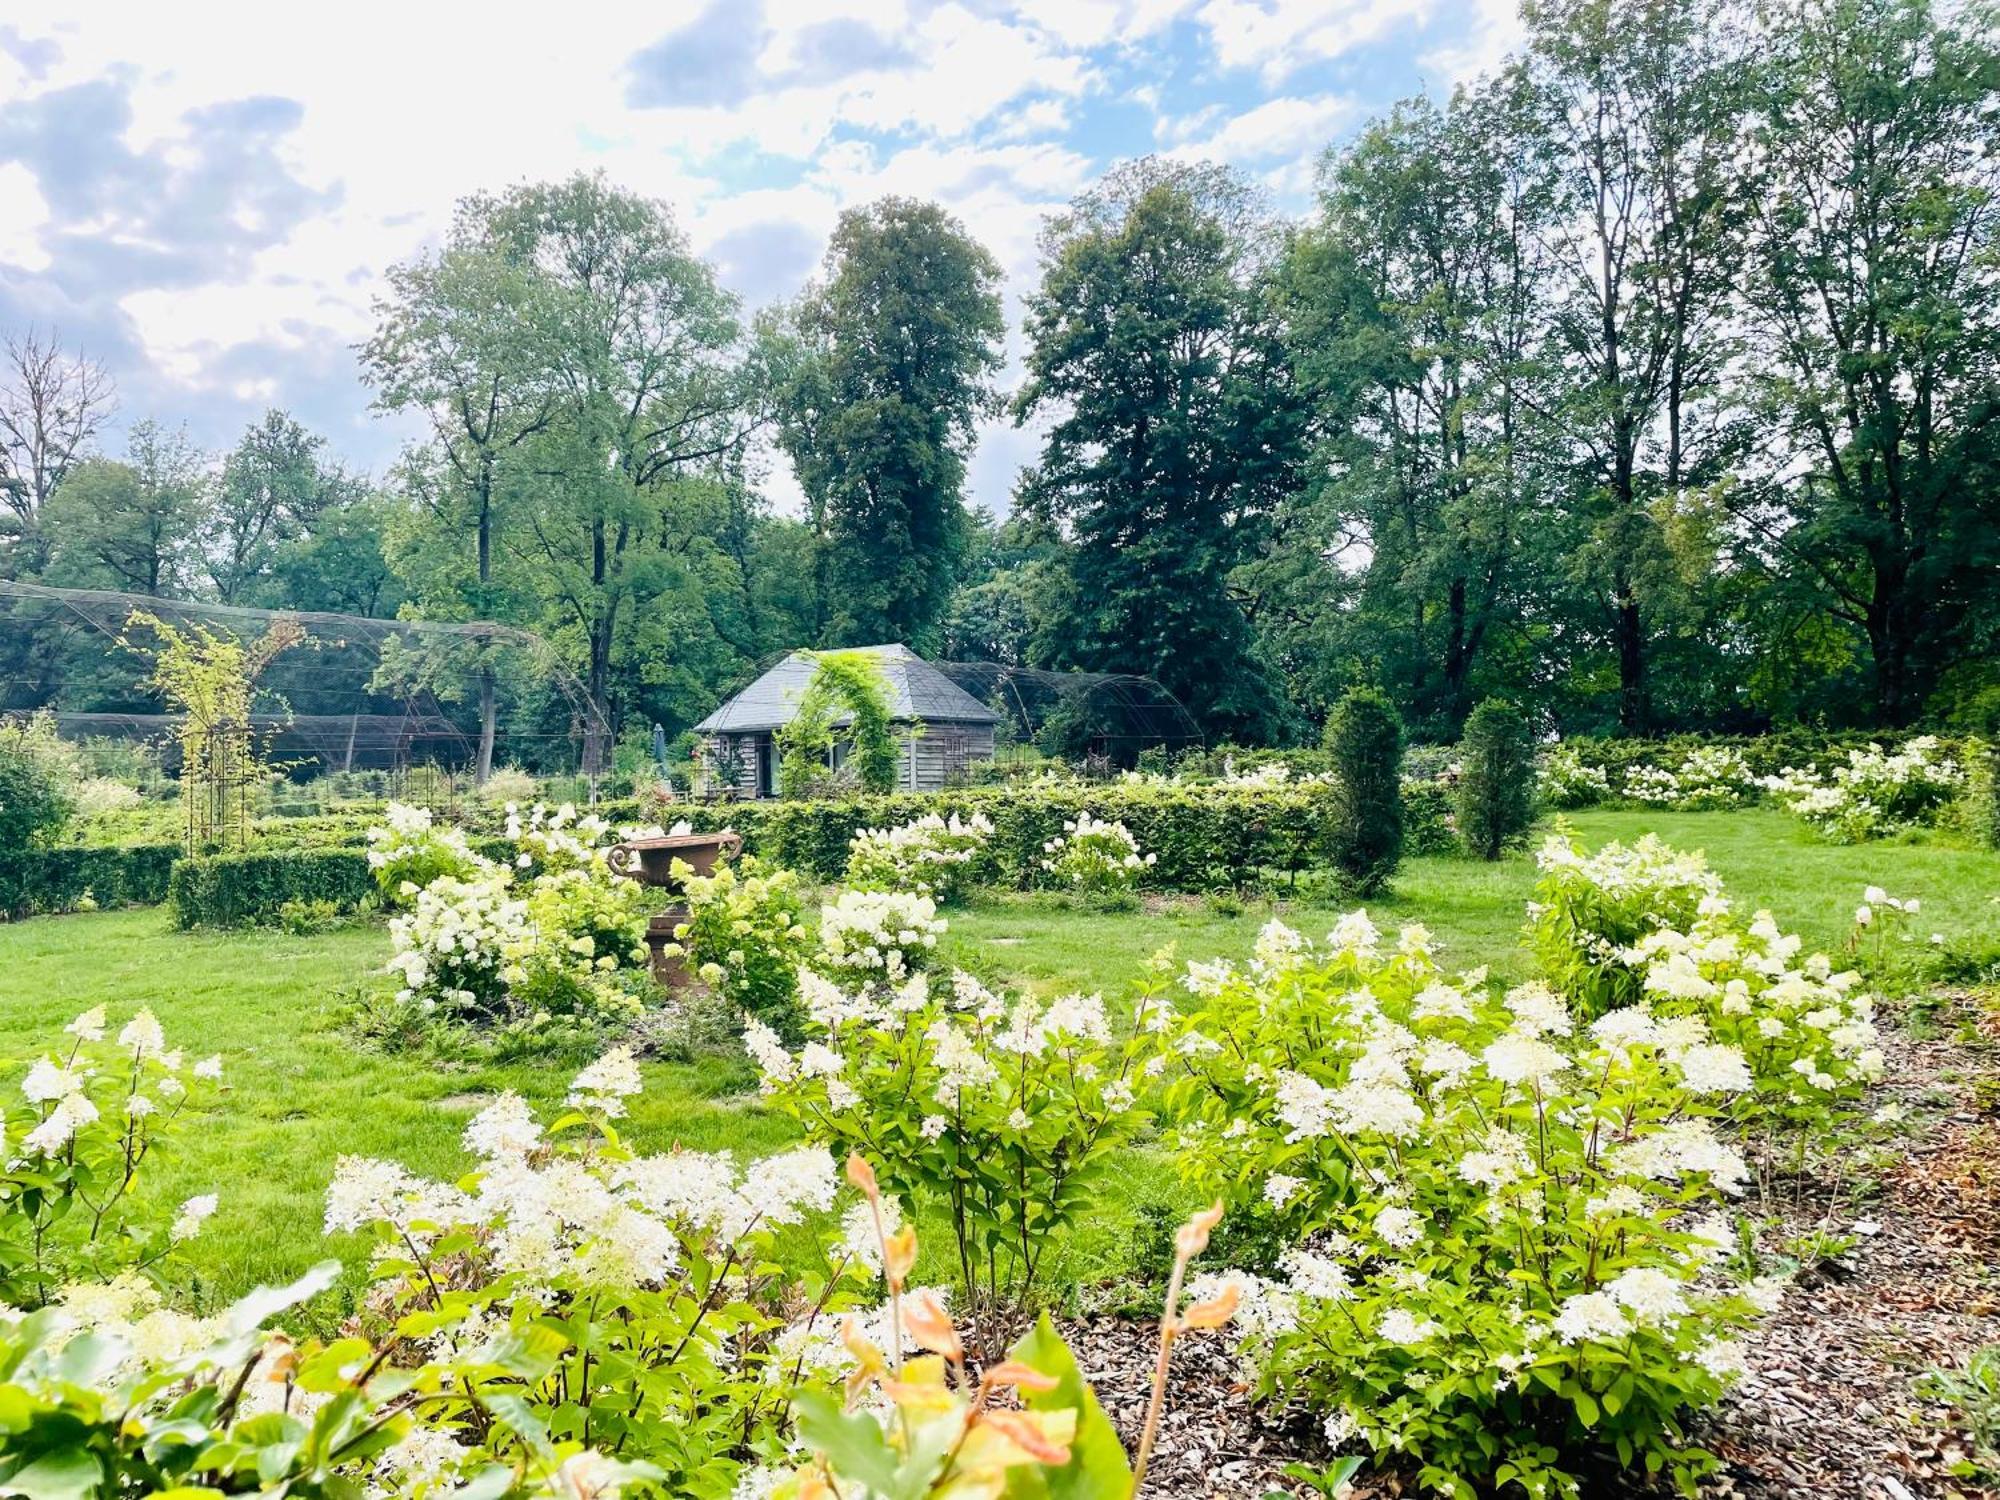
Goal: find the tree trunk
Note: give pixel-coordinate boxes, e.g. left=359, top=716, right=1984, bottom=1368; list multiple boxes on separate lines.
left=1615, top=562, right=1647, bottom=735
left=1444, top=575, right=1471, bottom=728
left=477, top=668, right=496, bottom=784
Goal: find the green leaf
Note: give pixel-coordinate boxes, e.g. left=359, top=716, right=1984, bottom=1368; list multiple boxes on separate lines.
left=792, top=1389, right=902, bottom=1495
left=0, top=1448, right=103, bottom=1500
left=1008, top=1312, right=1133, bottom=1499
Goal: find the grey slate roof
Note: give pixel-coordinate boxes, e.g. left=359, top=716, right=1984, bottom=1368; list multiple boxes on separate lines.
left=693, top=644, right=1003, bottom=734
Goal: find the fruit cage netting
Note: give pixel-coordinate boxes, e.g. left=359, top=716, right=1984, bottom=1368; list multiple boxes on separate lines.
left=0, top=580, right=608, bottom=783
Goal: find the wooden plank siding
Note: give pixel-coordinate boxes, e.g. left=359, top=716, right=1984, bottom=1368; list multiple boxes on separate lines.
left=698, top=722, right=995, bottom=798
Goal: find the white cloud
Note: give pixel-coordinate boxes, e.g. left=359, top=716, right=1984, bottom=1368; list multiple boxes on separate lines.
left=0, top=0, right=1514, bottom=505
left=0, top=163, right=52, bottom=271
left=1195, top=0, right=1438, bottom=82
left=1168, top=94, right=1359, bottom=162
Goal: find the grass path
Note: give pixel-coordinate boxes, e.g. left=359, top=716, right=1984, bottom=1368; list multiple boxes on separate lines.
left=0, top=807, right=1991, bottom=1313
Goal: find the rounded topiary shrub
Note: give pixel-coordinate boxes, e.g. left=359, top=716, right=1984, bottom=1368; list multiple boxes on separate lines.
left=1456, top=699, right=1537, bottom=860
left=1325, top=688, right=1403, bottom=894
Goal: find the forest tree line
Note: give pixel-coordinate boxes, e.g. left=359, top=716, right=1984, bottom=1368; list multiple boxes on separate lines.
left=2, top=0, right=1996, bottom=757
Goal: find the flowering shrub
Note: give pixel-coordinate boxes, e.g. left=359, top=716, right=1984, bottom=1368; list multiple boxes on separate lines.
left=664, top=855, right=816, bottom=1033
left=1038, top=812, right=1156, bottom=899
left=1538, top=743, right=1612, bottom=809
left=1634, top=908, right=1883, bottom=1131
left=1528, top=834, right=1727, bottom=1016
left=501, top=800, right=615, bottom=876
left=747, top=967, right=1162, bottom=1355
left=1620, top=745, right=1756, bottom=810
left=814, top=888, right=947, bottom=987
left=385, top=873, right=532, bottom=1016
left=0, top=1007, right=223, bottom=1304
left=843, top=811, right=995, bottom=903
left=520, top=865, right=651, bottom=975
left=329, top=1055, right=869, bottom=1499
left=1165, top=918, right=1773, bottom=1499
left=366, top=800, right=486, bottom=908
left=1761, top=736, right=1966, bottom=841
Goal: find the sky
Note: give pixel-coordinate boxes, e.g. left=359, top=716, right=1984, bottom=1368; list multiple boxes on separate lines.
left=0, top=0, right=1520, bottom=514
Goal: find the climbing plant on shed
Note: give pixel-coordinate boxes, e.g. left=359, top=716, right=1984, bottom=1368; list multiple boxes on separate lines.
left=776, top=650, right=902, bottom=796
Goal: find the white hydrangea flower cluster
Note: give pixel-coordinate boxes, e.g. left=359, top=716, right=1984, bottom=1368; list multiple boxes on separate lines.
left=814, top=888, right=946, bottom=985
left=843, top=811, right=995, bottom=902
left=502, top=800, right=615, bottom=875
left=1761, top=735, right=1965, bottom=841
left=328, top=1058, right=839, bottom=1299
left=1620, top=745, right=1756, bottom=809
left=385, top=873, right=532, bottom=1014
left=1038, top=811, right=1157, bottom=895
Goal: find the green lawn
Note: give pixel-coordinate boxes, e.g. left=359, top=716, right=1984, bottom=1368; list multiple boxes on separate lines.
left=1, top=807, right=1992, bottom=1318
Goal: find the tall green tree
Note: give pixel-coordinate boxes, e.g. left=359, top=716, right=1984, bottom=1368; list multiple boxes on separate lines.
left=1510, top=0, right=1751, bottom=731
left=38, top=420, right=207, bottom=596
left=1273, top=90, right=1551, bottom=736
left=774, top=198, right=1004, bottom=651
left=1740, top=0, right=2000, bottom=723
left=206, top=410, right=358, bottom=603
left=480, top=174, right=755, bottom=771
left=1015, top=159, right=1305, bottom=742
left=362, top=224, right=557, bottom=777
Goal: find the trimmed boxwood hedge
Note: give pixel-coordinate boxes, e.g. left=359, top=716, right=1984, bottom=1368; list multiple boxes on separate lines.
left=672, top=781, right=1350, bottom=892
left=0, top=844, right=180, bottom=918
left=169, top=849, right=376, bottom=929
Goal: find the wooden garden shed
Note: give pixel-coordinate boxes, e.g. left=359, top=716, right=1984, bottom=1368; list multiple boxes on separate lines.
left=693, top=644, right=1001, bottom=798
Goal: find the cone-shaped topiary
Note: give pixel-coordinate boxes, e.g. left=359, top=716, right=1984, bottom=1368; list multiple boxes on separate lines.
left=1325, top=688, right=1404, bottom=894
left=1457, top=699, right=1537, bottom=860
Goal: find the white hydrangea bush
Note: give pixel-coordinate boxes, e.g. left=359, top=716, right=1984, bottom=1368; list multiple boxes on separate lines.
left=1536, top=744, right=1612, bottom=809
left=501, top=800, right=616, bottom=876
left=813, top=888, right=947, bottom=987
left=365, top=800, right=487, bottom=908
left=842, top=811, right=995, bottom=903
left=1164, top=916, right=1779, bottom=1499
left=746, top=965, right=1164, bottom=1353
left=1038, top=811, right=1157, bottom=897
left=1761, top=736, right=1965, bottom=842
left=0, top=1006, right=225, bottom=1304
left=1632, top=909, right=1884, bottom=1125
left=327, top=1051, right=885, bottom=1497
left=377, top=801, right=658, bottom=1032
left=1620, top=745, right=1755, bottom=810
left=1528, top=834, right=1728, bottom=1015
left=385, top=873, right=533, bottom=1016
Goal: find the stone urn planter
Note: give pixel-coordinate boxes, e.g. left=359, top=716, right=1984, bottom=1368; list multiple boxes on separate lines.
left=606, top=830, right=742, bottom=987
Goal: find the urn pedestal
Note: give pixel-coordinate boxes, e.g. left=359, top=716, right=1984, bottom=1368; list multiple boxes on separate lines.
left=606, top=830, right=742, bottom=988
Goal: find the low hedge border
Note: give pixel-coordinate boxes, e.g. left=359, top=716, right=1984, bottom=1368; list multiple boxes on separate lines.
left=672, top=782, right=1349, bottom=892
left=0, top=844, right=181, bottom=919
left=169, top=850, right=376, bottom=929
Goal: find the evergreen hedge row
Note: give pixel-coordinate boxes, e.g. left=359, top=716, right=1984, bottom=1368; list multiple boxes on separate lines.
left=0, top=845, right=180, bottom=919
left=674, top=781, right=1354, bottom=891
left=169, top=850, right=377, bottom=929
